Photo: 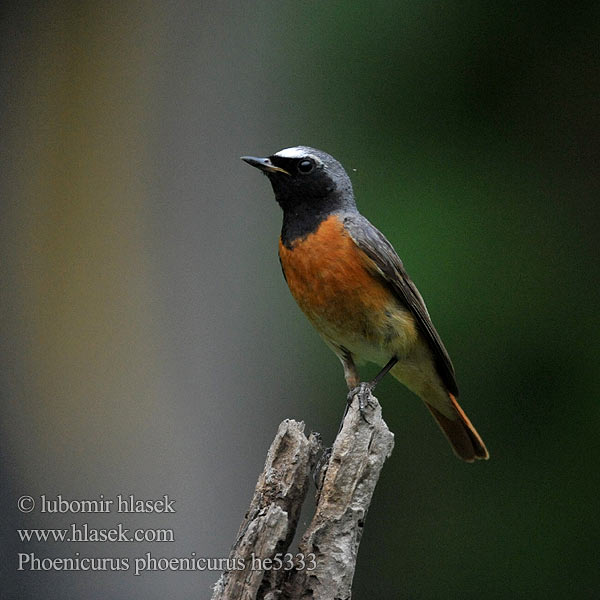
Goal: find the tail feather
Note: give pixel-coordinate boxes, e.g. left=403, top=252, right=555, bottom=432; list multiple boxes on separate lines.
left=426, top=393, right=489, bottom=462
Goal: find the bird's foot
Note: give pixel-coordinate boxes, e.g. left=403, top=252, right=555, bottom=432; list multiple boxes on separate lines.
left=347, top=382, right=375, bottom=423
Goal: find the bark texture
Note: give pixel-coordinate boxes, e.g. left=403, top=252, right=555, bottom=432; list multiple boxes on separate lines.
left=212, top=392, right=394, bottom=600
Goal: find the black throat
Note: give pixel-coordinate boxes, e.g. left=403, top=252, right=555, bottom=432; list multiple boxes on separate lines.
left=281, top=204, right=333, bottom=248
left=266, top=155, right=357, bottom=248
left=280, top=200, right=345, bottom=248
left=278, top=184, right=358, bottom=248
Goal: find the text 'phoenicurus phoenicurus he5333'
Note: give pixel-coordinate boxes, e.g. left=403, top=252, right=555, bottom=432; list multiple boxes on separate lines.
left=241, top=146, right=488, bottom=462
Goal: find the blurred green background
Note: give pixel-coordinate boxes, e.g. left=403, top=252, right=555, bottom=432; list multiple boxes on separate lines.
left=2, top=2, right=599, bottom=599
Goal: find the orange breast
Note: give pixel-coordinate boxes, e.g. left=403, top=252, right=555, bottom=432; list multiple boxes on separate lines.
left=278, top=214, right=408, bottom=346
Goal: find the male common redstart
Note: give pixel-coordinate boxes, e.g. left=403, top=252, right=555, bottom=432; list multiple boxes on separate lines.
left=242, top=146, right=488, bottom=462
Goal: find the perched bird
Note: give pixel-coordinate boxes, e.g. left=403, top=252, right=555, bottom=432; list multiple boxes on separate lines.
left=241, top=147, right=488, bottom=462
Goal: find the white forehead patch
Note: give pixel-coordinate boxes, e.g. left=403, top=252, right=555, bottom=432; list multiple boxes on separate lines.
left=274, top=146, right=312, bottom=159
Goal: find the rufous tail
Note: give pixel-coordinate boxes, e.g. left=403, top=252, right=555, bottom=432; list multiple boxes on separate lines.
left=426, top=393, right=489, bottom=462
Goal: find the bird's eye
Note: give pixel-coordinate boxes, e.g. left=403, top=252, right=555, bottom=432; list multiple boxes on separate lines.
left=297, top=159, right=314, bottom=174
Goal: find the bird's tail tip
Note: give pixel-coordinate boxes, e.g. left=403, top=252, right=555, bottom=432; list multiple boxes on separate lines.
left=426, top=393, right=489, bottom=462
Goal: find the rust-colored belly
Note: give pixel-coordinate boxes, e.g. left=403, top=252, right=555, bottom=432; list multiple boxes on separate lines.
left=278, top=214, right=417, bottom=355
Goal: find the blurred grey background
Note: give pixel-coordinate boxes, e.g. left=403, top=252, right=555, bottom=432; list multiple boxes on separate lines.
left=1, top=1, right=599, bottom=599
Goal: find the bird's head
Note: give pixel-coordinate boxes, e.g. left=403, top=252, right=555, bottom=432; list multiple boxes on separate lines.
left=241, top=146, right=355, bottom=213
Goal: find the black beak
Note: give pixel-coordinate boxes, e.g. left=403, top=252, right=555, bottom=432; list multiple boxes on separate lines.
left=241, top=156, right=290, bottom=176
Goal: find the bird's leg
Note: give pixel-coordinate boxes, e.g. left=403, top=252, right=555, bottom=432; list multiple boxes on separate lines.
left=336, top=351, right=360, bottom=432
left=348, top=355, right=399, bottom=417
left=370, top=355, right=399, bottom=388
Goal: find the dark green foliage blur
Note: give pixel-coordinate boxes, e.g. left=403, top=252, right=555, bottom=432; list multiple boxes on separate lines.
left=268, top=3, right=599, bottom=598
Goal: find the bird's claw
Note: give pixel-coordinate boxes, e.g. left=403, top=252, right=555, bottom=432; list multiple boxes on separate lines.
left=347, top=382, right=375, bottom=423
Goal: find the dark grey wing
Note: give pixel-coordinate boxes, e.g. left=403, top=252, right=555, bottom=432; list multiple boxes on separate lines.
left=344, top=213, right=459, bottom=396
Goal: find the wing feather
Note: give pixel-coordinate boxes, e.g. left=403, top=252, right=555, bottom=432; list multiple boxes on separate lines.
left=344, top=214, right=459, bottom=396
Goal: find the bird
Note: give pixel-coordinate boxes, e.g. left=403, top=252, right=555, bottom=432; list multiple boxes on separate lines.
left=241, top=146, right=488, bottom=462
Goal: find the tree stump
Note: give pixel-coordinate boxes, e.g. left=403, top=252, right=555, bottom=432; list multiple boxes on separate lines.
left=211, top=391, right=394, bottom=600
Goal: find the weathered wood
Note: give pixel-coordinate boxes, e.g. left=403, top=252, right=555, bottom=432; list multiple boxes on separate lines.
left=211, top=420, right=321, bottom=600
left=212, top=393, right=394, bottom=600
left=282, top=393, right=394, bottom=599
